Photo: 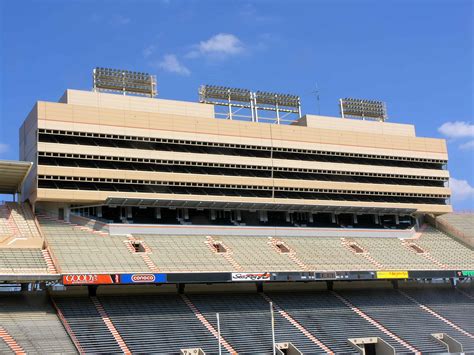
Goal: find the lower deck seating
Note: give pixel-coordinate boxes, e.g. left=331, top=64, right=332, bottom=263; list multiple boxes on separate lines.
left=267, top=291, right=408, bottom=354
left=1, top=285, right=473, bottom=354
left=403, top=287, right=474, bottom=334
left=99, top=295, right=220, bottom=353
left=53, top=296, right=123, bottom=354
left=339, top=288, right=474, bottom=353
left=0, top=293, right=77, bottom=354
left=188, top=293, right=325, bottom=353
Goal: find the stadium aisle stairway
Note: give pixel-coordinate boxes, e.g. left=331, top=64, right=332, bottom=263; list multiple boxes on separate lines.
left=98, top=294, right=222, bottom=354
left=0, top=293, right=77, bottom=354
left=338, top=288, right=474, bottom=353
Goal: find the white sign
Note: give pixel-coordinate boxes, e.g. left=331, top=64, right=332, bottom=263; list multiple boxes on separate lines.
left=231, top=272, right=271, bottom=281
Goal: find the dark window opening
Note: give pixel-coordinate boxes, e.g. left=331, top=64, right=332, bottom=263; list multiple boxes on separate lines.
left=212, top=242, right=227, bottom=253
left=349, top=243, right=365, bottom=254
left=276, top=242, right=290, bottom=253
left=408, top=244, right=425, bottom=254
left=364, top=343, right=377, bottom=355
left=131, top=241, right=146, bottom=253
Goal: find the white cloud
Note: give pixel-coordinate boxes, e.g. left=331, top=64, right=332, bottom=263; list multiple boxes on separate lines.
left=459, top=140, right=474, bottom=150
left=0, top=143, right=9, bottom=154
left=143, top=45, right=156, bottom=58
left=438, top=121, right=474, bottom=139
left=157, top=54, right=190, bottom=76
left=449, top=177, right=474, bottom=201
left=187, top=33, right=245, bottom=58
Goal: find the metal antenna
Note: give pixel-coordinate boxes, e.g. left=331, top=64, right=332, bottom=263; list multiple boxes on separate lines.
left=313, top=83, right=321, bottom=115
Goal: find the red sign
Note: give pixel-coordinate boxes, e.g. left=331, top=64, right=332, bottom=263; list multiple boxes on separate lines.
left=63, top=274, right=118, bottom=285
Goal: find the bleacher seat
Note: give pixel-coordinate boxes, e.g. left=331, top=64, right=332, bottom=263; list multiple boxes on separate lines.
left=134, top=234, right=234, bottom=272
left=416, top=227, right=474, bottom=269
left=0, top=249, right=48, bottom=274
left=0, top=293, right=77, bottom=354
left=281, top=236, right=375, bottom=271
left=339, top=288, right=474, bottom=353
left=38, top=217, right=149, bottom=273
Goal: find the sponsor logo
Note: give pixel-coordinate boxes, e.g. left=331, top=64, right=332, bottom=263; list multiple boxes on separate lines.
left=232, top=272, right=271, bottom=281
left=376, top=271, right=409, bottom=279
left=63, top=274, right=116, bottom=285
left=459, top=270, right=474, bottom=277
left=120, top=273, right=166, bottom=284
left=131, top=274, right=156, bottom=283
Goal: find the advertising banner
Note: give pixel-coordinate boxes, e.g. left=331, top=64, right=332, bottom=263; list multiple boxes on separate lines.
left=63, top=274, right=120, bottom=285
left=120, top=273, right=166, bottom=284
left=231, top=272, right=271, bottom=281
left=457, top=270, right=474, bottom=277
left=376, top=271, right=409, bottom=279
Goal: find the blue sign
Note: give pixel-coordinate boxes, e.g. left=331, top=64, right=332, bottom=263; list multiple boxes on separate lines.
left=120, top=273, right=166, bottom=284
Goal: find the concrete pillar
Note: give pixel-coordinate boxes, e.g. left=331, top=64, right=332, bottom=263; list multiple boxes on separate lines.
left=285, top=212, right=290, bottom=223
left=97, top=206, right=102, bottom=218
left=126, top=206, right=132, bottom=219
left=309, top=213, right=314, bottom=223
left=210, top=209, right=216, bottom=220
left=395, top=215, right=400, bottom=225
left=375, top=214, right=380, bottom=224
left=183, top=208, right=189, bottom=220
left=331, top=213, right=336, bottom=224
left=236, top=210, right=241, bottom=221
left=353, top=214, right=358, bottom=224
left=155, top=207, right=161, bottom=219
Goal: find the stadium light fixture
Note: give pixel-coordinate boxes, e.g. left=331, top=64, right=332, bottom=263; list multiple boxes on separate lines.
left=93, top=67, right=157, bottom=97
left=339, top=97, right=388, bottom=122
left=199, top=84, right=301, bottom=124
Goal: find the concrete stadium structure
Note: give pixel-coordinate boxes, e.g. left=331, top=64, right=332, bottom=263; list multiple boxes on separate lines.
left=0, top=73, right=473, bottom=354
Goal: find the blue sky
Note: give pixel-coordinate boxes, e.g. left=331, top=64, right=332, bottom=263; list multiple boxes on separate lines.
left=1, top=0, right=473, bottom=210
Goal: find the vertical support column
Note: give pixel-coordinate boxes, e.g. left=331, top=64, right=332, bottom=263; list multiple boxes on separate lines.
left=374, top=214, right=380, bottom=225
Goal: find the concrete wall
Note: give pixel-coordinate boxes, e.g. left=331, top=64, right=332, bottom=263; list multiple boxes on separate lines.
left=107, top=223, right=415, bottom=238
